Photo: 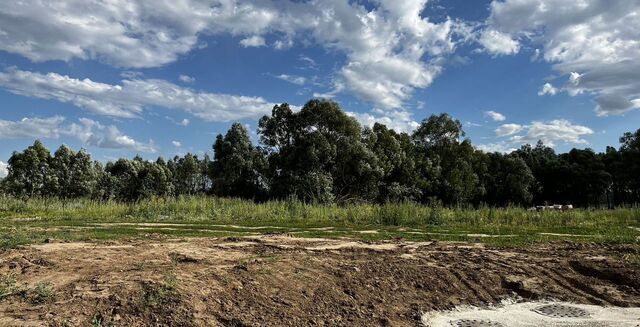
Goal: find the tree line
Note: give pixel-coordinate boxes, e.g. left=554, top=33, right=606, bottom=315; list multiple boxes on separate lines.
left=1, top=99, right=639, bottom=207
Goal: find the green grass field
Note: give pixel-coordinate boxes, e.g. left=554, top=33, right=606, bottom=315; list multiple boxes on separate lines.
left=1, top=196, right=639, bottom=248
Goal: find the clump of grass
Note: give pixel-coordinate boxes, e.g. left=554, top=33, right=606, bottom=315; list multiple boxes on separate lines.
left=142, top=272, right=179, bottom=309
left=29, top=282, right=55, bottom=304
left=0, top=228, right=40, bottom=250
left=91, top=314, right=114, bottom=327
left=0, top=275, right=24, bottom=301
left=133, top=261, right=146, bottom=271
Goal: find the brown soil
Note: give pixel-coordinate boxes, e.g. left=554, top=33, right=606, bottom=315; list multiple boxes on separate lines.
left=0, top=236, right=639, bottom=326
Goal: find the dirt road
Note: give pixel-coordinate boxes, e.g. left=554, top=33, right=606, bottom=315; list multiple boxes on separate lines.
left=0, top=235, right=638, bottom=326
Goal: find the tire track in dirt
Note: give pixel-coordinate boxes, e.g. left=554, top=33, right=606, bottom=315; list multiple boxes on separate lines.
left=532, top=265, right=609, bottom=305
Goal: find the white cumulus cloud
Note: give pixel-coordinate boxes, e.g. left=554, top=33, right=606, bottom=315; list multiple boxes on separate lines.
left=538, top=83, right=558, bottom=96
left=68, top=118, right=158, bottom=153
left=276, top=74, right=306, bottom=85
left=0, top=116, right=66, bottom=139
left=495, top=123, right=523, bottom=137
left=179, top=75, right=195, bottom=84
left=477, top=29, right=520, bottom=56
left=172, top=141, right=182, bottom=147
left=484, top=110, right=506, bottom=121
left=0, top=68, right=280, bottom=122
left=476, top=142, right=517, bottom=154
left=482, top=0, right=640, bottom=116
left=495, top=119, right=593, bottom=148
left=0, top=116, right=157, bottom=153
left=347, top=109, right=419, bottom=134
left=239, top=35, right=266, bottom=48
left=0, top=1, right=209, bottom=68
left=0, top=0, right=472, bottom=114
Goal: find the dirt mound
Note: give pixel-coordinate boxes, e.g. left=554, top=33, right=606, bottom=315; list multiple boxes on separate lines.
left=0, top=236, right=638, bottom=326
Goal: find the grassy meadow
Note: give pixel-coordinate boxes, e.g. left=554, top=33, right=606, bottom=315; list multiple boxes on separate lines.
left=1, top=196, right=639, bottom=248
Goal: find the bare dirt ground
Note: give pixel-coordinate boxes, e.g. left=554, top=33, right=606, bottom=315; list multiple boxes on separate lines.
left=0, top=235, right=639, bottom=326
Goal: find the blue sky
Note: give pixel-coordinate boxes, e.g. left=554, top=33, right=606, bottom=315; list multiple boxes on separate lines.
left=1, top=0, right=639, bottom=176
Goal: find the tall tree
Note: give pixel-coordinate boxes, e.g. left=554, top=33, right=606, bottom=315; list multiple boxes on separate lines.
left=259, top=100, right=382, bottom=203
left=558, top=149, right=611, bottom=207
left=514, top=141, right=559, bottom=204
left=476, top=152, right=534, bottom=206
left=608, top=128, right=640, bottom=204
left=620, top=129, right=640, bottom=152
left=50, top=146, right=99, bottom=198
left=363, top=123, right=420, bottom=202
left=412, top=114, right=480, bottom=205
left=170, top=154, right=205, bottom=196
left=105, top=158, right=143, bottom=201
left=3, top=140, right=55, bottom=197
left=138, top=159, right=174, bottom=198
left=210, top=123, right=266, bottom=199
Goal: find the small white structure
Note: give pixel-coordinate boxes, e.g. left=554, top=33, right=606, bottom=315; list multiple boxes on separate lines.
left=532, top=204, right=574, bottom=211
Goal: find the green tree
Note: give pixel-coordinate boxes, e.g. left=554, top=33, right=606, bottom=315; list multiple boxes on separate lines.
left=138, top=159, right=173, bottom=198
left=557, top=149, right=611, bottom=207
left=620, top=129, right=640, bottom=152
left=605, top=129, right=640, bottom=205
left=363, top=123, right=420, bottom=202
left=514, top=141, right=559, bottom=204
left=169, top=154, right=205, bottom=196
left=477, top=152, right=534, bottom=206
left=3, top=140, right=55, bottom=197
left=210, top=123, right=266, bottom=199
left=259, top=100, right=382, bottom=203
left=50, top=145, right=99, bottom=198
left=412, top=114, right=479, bottom=205
left=105, top=158, right=142, bottom=201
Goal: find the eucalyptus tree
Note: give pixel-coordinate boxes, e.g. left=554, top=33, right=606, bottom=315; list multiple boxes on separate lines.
left=363, top=123, right=420, bottom=202
left=259, top=100, right=382, bottom=203
left=514, top=141, right=559, bottom=205
left=476, top=152, right=534, bottom=206
left=605, top=128, right=640, bottom=205
left=412, top=114, right=480, bottom=205
left=3, top=140, right=55, bottom=197
left=50, top=145, right=99, bottom=198
left=210, top=123, right=266, bottom=199
left=169, top=153, right=206, bottom=196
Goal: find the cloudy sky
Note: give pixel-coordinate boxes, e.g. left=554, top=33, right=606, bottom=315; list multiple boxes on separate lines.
left=1, top=0, right=639, bottom=176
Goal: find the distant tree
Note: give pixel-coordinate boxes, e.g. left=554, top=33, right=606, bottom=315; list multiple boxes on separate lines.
left=477, top=152, right=534, bottom=206
left=170, top=153, right=205, bottom=196
left=138, top=159, right=173, bottom=198
left=199, top=154, right=212, bottom=193
left=2, top=100, right=640, bottom=208
left=72, top=149, right=99, bottom=197
left=514, top=141, right=559, bottom=204
left=49, top=145, right=72, bottom=197
left=210, top=123, right=266, bottom=199
left=620, top=129, right=640, bottom=152
left=604, top=128, right=640, bottom=205
left=92, top=161, right=114, bottom=201
left=50, top=146, right=99, bottom=198
left=363, top=123, right=420, bottom=202
left=105, top=158, right=142, bottom=201
left=412, top=114, right=479, bottom=205
left=3, top=140, right=55, bottom=197
left=259, top=100, right=382, bottom=203
left=558, top=149, right=611, bottom=207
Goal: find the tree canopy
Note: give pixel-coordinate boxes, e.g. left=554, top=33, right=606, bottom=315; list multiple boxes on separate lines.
left=1, top=99, right=638, bottom=208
